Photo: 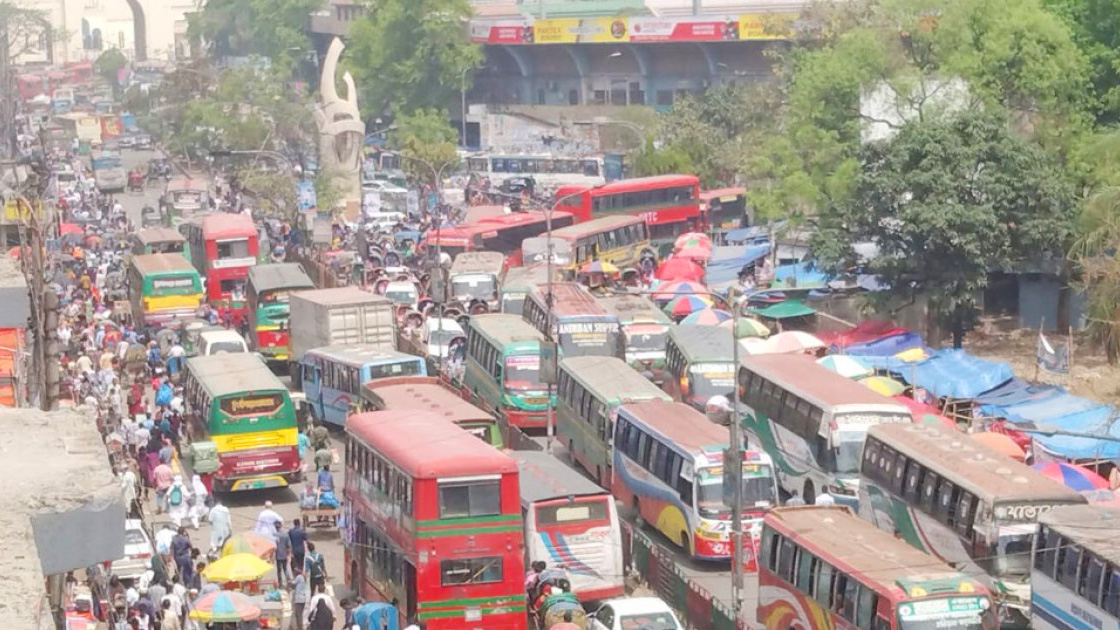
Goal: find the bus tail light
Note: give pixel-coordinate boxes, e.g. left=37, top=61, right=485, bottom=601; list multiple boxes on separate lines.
left=679, top=374, right=689, bottom=395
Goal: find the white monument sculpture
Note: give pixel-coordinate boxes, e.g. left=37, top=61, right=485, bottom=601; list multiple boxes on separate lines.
left=314, top=37, right=365, bottom=219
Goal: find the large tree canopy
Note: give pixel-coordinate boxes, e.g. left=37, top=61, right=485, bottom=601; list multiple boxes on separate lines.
left=344, top=0, right=482, bottom=117
left=813, top=110, right=1077, bottom=346
left=188, top=0, right=320, bottom=70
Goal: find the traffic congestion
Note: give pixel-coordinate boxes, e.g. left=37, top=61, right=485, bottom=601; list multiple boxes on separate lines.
left=20, top=71, right=1118, bottom=630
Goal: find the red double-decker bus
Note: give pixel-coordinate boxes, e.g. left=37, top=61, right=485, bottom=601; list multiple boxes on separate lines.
left=183, top=214, right=259, bottom=323
left=420, top=210, right=574, bottom=264
left=554, top=174, right=701, bottom=253
left=344, top=410, right=526, bottom=630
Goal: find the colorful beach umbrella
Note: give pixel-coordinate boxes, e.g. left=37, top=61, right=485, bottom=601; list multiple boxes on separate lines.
left=579, top=259, right=620, bottom=275
left=862, top=375, right=906, bottom=396
left=221, top=532, right=276, bottom=559
left=969, top=432, right=1026, bottom=462
left=762, top=331, right=825, bottom=354
left=675, top=232, right=711, bottom=251
left=681, top=308, right=733, bottom=326
left=719, top=317, right=771, bottom=338
left=816, top=355, right=873, bottom=379
left=201, top=552, right=273, bottom=583
left=655, top=257, right=705, bottom=282
left=651, top=280, right=711, bottom=301
left=663, top=294, right=713, bottom=317
left=1032, top=461, right=1110, bottom=492
left=189, top=590, right=261, bottom=623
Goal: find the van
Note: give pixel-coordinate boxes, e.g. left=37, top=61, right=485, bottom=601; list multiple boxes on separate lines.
left=198, top=329, right=249, bottom=356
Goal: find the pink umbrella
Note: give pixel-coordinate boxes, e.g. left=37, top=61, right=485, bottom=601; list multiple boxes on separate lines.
left=675, top=232, right=711, bottom=251
left=655, top=257, right=705, bottom=282
left=745, top=331, right=825, bottom=355
left=674, top=245, right=711, bottom=261
left=651, top=280, right=711, bottom=301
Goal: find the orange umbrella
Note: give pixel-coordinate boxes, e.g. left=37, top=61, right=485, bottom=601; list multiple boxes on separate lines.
left=970, top=432, right=1026, bottom=462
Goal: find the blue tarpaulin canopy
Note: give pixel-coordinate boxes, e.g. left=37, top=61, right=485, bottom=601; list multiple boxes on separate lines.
left=840, top=332, right=924, bottom=357
left=975, top=378, right=1120, bottom=459
left=772, top=261, right=828, bottom=288
left=861, top=349, right=1013, bottom=399
left=706, top=243, right=771, bottom=287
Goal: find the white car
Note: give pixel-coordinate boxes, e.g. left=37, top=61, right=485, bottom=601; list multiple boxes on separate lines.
left=590, top=597, right=684, bottom=630
left=110, top=519, right=155, bottom=579
left=198, top=329, right=249, bottom=356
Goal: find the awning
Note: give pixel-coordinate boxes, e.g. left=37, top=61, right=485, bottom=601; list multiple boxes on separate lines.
left=748, top=299, right=816, bottom=320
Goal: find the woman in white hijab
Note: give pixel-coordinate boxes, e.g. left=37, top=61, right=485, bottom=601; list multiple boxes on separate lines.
left=166, top=475, right=191, bottom=528
left=189, top=474, right=209, bottom=529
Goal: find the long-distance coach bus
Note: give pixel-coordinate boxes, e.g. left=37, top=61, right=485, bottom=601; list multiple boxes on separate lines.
left=344, top=410, right=526, bottom=630
left=859, top=422, right=1088, bottom=627
left=612, top=401, right=778, bottom=560
left=738, top=354, right=912, bottom=506
left=555, top=356, right=671, bottom=487
left=183, top=354, right=301, bottom=492
left=759, top=505, right=997, bottom=630
left=360, top=376, right=503, bottom=447
left=1032, top=505, right=1120, bottom=630
left=595, top=294, right=672, bottom=382
left=522, top=282, right=622, bottom=359
left=462, top=314, right=553, bottom=429
left=509, top=450, right=624, bottom=602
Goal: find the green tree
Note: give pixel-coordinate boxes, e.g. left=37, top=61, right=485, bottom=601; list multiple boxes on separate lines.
left=629, top=138, right=695, bottom=178
left=388, top=108, right=460, bottom=185
left=93, top=48, right=128, bottom=90
left=344, top=0, right=482, bottom=116
left=1043, top=0, right=1120, bottom=123
left=744, top=0, right=1091, bottom=222
left=188, top=0, right=320, bottom=71
left=813, top=110, right=1077, bottom=347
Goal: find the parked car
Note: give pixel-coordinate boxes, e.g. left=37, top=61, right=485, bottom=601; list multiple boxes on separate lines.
left=590, top=597, right=683, bottom=630
left=198, top=329, right=249, bottom=356
left=110, top=519, right=155, bottom=579
left=118, top=135, right=136, bottom=149
left=135, top=134, right=153, bottom=150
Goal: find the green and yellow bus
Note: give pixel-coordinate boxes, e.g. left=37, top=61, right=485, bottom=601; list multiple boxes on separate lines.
left=183, top=353, right=301, bottom=492
left=128, top=253, right=204, bottom=327
left=596, top=293, right=673, bottom=382
left=555, top=355, right=671, bottom=487
left=246, top=263, right=316, bottom=364
left=462, top=314, right=553, bottom=430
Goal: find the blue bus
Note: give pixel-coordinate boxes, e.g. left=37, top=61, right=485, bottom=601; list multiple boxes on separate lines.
left=296, top=345, right=427, bottom=426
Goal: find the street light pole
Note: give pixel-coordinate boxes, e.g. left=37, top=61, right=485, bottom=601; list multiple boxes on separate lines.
left=460, top=68, right=470, bottom=148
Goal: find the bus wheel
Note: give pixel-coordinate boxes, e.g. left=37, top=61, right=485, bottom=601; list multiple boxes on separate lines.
left=679, top=531, right=692, bottom=556
left=632, top=498, right=644, bottom=527
left=803, top=480, right=816, bottom=505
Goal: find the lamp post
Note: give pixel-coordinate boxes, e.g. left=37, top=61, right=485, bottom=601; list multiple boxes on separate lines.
left=460, top=68, right=471, bottom=148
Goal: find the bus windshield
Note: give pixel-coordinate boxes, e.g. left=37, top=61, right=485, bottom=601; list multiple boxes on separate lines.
left=504, top=355, right=543, bottom=390
left=696, top=467, right=776, bottom=519
left=368, top=360, right=423, bottom=380
left=992, top=524, right=1035, bottom=577
left=93, top=155, right=121, bottom=170
left=833, top=428, right=866, bottom=474
left=896, top=596, right=991, bottom=630
left=623, top=324, right=668, bottom=353
left=452, top=275, right=497, bottom=300
left=688, top=363, right=735, bottom=400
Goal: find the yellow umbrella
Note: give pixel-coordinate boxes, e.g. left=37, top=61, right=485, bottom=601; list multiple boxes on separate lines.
left=201, top=552, right=273, bottom=583
left=861, top=376, right=906, bottom=396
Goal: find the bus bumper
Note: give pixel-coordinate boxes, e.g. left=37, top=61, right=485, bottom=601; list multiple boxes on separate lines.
left=143, top=307, right=201, bottom=327
left=503, top=407, right=548, bottom=429
left=693, top=532, right=732, bottom=560
left=228, top=475, right=288, bottom=492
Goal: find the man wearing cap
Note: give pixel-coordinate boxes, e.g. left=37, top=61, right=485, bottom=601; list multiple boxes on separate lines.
left=254, top=500, right=283, bottom=542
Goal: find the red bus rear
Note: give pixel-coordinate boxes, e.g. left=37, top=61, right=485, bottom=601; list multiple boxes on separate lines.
left=554, top=175, right=701, bottom=252
left=345, top=410, right=526, bottom=630
left=187, top=214, right=258, bottom=324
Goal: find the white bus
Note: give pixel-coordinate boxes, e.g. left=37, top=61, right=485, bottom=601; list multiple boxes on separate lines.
left=738, top=353, right=912, bottom=506
left=509, top=450, right=624, bottom=603
left=465, top=153, right=606, bottom=187
left=1033, top=504, right=1120, bottom=630
left=860, top=422, right=1088, bottom=627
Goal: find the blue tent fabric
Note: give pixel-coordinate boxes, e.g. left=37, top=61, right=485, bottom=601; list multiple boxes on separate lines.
left=975, top=378, right=1066, bottom=415
left=861, top=349, right=1013, bottom=399
left=723, top=226, right=770, bottom=246
left=772, top=262, right=828, bottom=288
left=1028, top=405, right=1120, bottom=459
left=706, top=243, right=771, bottom=287
left=840, top=332, right=924, bottom=357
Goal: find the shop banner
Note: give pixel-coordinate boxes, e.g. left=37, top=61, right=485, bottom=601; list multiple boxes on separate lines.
left=469, top=21, right=534, bottom=44
left=534, top=17, right=629, bottom=44
left=738, top=12, right=797, bottom=40
left=629, top=17, right=741, bottom=42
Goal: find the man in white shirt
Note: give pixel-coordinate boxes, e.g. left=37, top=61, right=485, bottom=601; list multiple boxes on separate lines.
left=253, top=500, right=283, bottom=542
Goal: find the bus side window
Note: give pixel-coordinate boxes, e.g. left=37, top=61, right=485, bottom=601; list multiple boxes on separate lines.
left=855, top=584, right=876, bottom=630
left=1057, top=541, right=1081, bottom=590
left=920, top=472, right=939, bottom=514
left=1083, top=553, right=1105, bottom=603
left=776, top=536, right=795, bottom=582
left=615, top=418, right=628, bottom=447
left=955, top=492, right=977, bottom=540
left=872, top=617, right=890, bottom=630
left=625, top=423, right=641, bottom=459
left=814, top=562, right=834, bottom=608
left=891, top=454, right=907, bottom=494
left=938, top=479, right=959, bottom=526
left=796, top=551, right=815, bottom=592
left=1103, top=565, right=1120, bottom=616
left=760, top=530, right=777, bottom=571
left=904, top=463, right=923, bottom=502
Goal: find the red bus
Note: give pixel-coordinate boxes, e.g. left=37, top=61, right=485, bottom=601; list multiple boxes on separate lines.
left=359, top=376, right=503, bottom=448
left=183, top=214, right=259, bottom=323
left=700, top=187, right=748, bottom=236
left=420, top=210, right=574, bottom=264
left=759, top=505, right=997, bottom=630
left=344, top=410, right=527, bottom=630
left=554, top=175, right=701, bottom=253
